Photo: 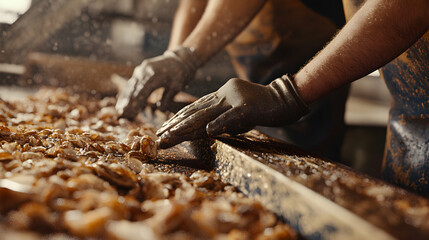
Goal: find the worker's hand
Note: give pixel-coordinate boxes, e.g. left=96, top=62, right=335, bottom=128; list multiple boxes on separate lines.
left=116, top=47, right=202, bottom=119
left=156, top=75, right=309, bottom=149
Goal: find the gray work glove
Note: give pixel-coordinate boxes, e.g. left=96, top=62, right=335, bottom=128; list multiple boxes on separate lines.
left=116, top=47, right=202, bottom=119
left=156, top=75, right=309, bottom=149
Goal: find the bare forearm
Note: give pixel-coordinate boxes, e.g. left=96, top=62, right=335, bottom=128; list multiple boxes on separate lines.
left=295, top=0, right=429, bottom=103
left=182, top=0, right=267, bottom=63
left=168, top=0, right=207, bottom=50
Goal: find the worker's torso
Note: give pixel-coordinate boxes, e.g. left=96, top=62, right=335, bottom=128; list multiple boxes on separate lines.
left=380, top=32, right=429, bottom=196
left=342, top=0, right=429, bottom=196
left=226, top=0, right=344, bottom=84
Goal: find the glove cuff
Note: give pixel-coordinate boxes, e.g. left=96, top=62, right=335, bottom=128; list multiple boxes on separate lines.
left=164, top=47, right=203, bottom=73
left=270, top=74, right=309, bottom=123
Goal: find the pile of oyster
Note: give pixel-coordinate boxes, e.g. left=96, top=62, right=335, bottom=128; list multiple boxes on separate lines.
left=0, top=88, right=295, bottom=240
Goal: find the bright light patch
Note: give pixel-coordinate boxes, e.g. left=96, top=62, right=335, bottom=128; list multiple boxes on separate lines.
left=0, top=0, right=32, bottom=24
left=0, top=0, right=31, bottom=13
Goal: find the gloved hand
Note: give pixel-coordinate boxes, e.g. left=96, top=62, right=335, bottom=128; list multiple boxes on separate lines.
left=156, top=75, right=309, bottom=149
left=116, top=47, right=202, bottom=119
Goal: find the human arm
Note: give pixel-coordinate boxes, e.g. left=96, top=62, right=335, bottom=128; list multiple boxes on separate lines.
left=294, top=0, right=429, bottom=103
left=168, top=0, right=207, bottom=50
left=156, top=0, right=429, bottom=148
left=116, top=0, right=267, bottom=119
left=180, top=0, right=267, bottom=62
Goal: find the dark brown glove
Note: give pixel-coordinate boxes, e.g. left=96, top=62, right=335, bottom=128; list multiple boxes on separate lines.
left=115, top=47, right=202, bottom=119
left=156, top=75, right=309, bottom=149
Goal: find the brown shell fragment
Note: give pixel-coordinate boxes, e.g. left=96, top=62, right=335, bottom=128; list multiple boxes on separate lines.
left=45, top=145, right=61, bottom=158
left=130, top=138, right=141, bottom=151
left=0, top=151, right=13, bottom=161
left=140, top=135, right=157, bottom=159
left=64, top=208, right=115, bottom=237
left=0, top=126, right=11, bottom=137
left=119, top=143, right=131, bottom=152
left=125, top=130, right=140, bottom=144
left=21, top=152, right=43, bottom=160
left=107, top=220, right=157, bottom=240
left=2, top=142, right=17, bottom=153
left=90, top=142, right=105, bottom=153
left=94, top=163, right=137, bottom=188
left=30, top=146, right=46, bottom=153
left=0, top=88, right=296, bottom=239
left=84, top=151, right=101, bottom=158
left=126, top=157, right=143, bottom=174
left=126, top=151, right=150, bottom=162
left=58, top=148, right=78, bottom=161
left=8, top=202, right=59, bottom=233
left=105, top=142, right=128, bottom=155
left=66, top=174, right=112, bottom=192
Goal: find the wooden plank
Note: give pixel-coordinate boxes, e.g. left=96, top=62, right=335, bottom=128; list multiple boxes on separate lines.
left=213, top=132, right=429, bottom=239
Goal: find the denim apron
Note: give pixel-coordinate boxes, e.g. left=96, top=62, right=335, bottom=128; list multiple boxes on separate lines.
left=343, top=0, right=429, bottom=196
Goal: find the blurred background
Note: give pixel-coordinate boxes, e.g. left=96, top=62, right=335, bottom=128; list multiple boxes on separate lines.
left=0, top=0, right=392, bottom=178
